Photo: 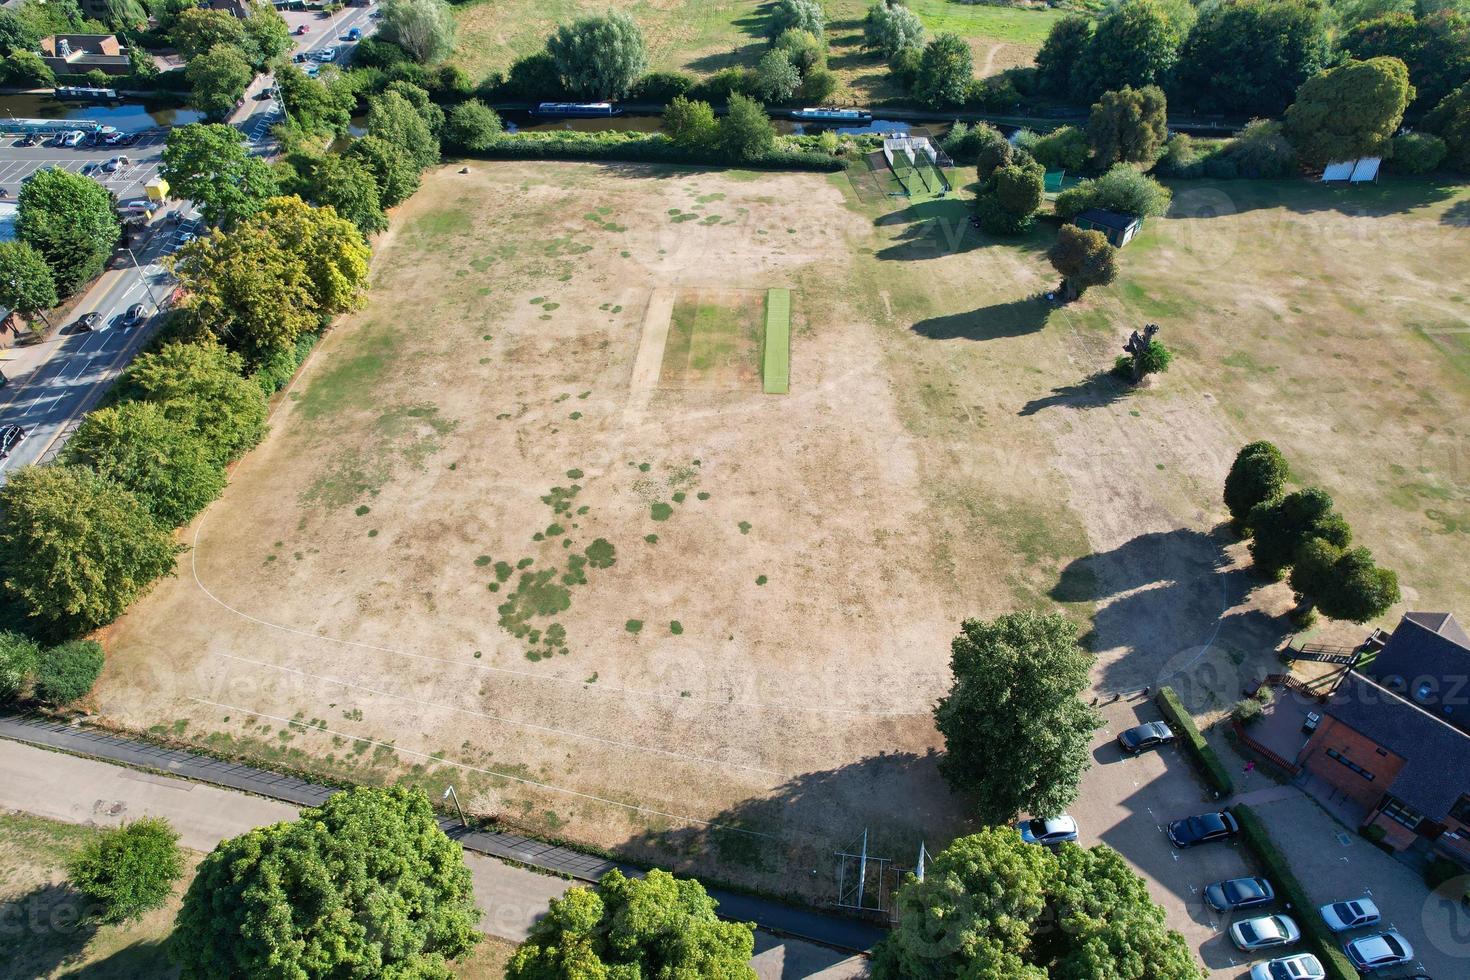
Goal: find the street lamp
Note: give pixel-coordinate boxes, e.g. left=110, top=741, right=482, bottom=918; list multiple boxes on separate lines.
left=442, top=785, right=468, bottom=828
left=125, top=247, right=162, bottom=308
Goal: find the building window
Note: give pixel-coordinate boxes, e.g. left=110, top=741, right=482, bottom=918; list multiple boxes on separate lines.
left=1380, top=797, right=1424, bottom=832
left=1325, top=748, right=1375, bottom=781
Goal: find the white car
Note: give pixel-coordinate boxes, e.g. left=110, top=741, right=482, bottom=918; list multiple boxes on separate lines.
left=60, top=130, right=86, bottom=147
left=1249, top=953, right=1325, bottom=980
left=315, top=45, right=336, bottom=61
left=1343, top=931, right=1414, bottom=971
left=1229, top=914, right=1301, bottom=951
left=1015, top=815, right=1078, bottom=846
left=1319, top=896, right=1380, bottom=932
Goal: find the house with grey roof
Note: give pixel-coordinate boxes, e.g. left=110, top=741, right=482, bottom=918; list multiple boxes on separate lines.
left=1297, top=613, right=1470, bottom=861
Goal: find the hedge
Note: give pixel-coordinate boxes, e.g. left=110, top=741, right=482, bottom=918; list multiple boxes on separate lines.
left=1233, top=804, right=1358, bottom=980
left=465, top=130, right=844, bottom=172
left=1154, top=686, right=1235, bottom=796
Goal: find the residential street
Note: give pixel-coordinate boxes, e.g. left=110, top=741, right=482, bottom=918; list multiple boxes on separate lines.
left=0, top=738, right=867, bottom=978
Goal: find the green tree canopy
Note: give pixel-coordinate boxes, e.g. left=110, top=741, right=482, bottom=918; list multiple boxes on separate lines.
left=366, top=89, right=440, bottom=170
left=1425, top=80, right=1470, bottom=171
left=1087, top=84, right=1169, bottom=167
left=444, top=99, right=503, bottom=152
left=276, top=62, right=354, bottom=137
left=169, top=7, right=245, bottom=60
left=1173, top=0, right=1330, bottom=116
left=914, top=32, right=973, bottom=107
left=68, top=817, right=184, bottom=924
left=1076, top=0, right=1182, bottom=101
left=865, top=2, right=925, bottom=60
left=977, top=158, right=1046, bottom=235
left=0, top=240, right=57, bottom=320
left=241, top=4, right=291, bottom=66
left=547, top=11, right=648, bottom=99
left=163, top=123, right=279, bottom=228
left=663, top=95, right=718, bottom=148
left=768, top=0, right=824, bottom=39
left=934, top=612, right=1101, bottom=823
left=1054, top=163, right=1172, bottom=220
left=753, top=49, right=801, bottom=101
left=65, top=402, right=227, bottom=528
left=1224, top=441, right=1289, bottom=530
left=0, top=466, right=181, bottom=633
left=15, top=165, right=119, bottom=297
left=349, top=133, right=422, bottom=206
left=1247, top=486, right=1351, bottom=576
left=1036, top=15, right=1095, bottom=98
left=1284, top=56, right=1414, bottom=167
left=1342, top=10, right=1470, bottom=113
left=379, top=0, right=456, bottom=64
left=1289, top=539, right=1400, bottom=623
left=186, top=42, right=253, bottom=119
left=116, top=339, right=269, bottom=466
left=305, top=154, right=388, bottom=235
left=507, top=869, right=756, bottom=979
left=719, top=93, right=776, bottom=160
left=175, top=787, right=480, bottom=979
left=0, top=10, right=42, bottom=54
left=1049, top=224, right=1119, bottom=301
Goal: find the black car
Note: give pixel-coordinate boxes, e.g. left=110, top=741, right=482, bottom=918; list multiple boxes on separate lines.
left=75, top=311, right=102, bottom=331
left=0, top=424, right=26, bottom=459
left=1117, top=720, right=1175, bottom=754
left=15, top=133, right=37, bottom=147
left=1205, top=876, right=1275, bottom=911
left=1168, top=810, right=1240, bottom=848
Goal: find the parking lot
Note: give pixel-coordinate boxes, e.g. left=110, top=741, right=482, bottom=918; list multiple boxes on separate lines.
left=0, top=129, right=168, bottom=204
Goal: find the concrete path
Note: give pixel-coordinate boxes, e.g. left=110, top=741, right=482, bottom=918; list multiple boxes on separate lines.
left=0, top=728, right=869, bottom=977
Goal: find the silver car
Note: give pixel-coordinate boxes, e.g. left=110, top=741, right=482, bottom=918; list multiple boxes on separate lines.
left=1249, top=953, right=1325, bottom=980
left=1343, top=930, right=1413, bottom=971
left=1319, top=896, right=1380, bottom=932
left=1230, top=914, right=1300, bottom=951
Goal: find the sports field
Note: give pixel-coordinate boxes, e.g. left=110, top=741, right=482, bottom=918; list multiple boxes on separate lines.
left=96, top=162, right=1470, bottom=902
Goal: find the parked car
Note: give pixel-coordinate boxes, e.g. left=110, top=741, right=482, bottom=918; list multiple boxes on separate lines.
left=1248, top=953, right=1326, bottom=980
left=1204, top=876, right=1274, bottom=912
left=60, top=130, right=86, bottom=147
left=102, top=156, right=129, bottom=173
left=15, top=133, right=37, bottom=147
left=1167, top=810, right=1239, bottom=847
left=75, top=311, right=102, bottom=331
left=316, top=45, right=336, bottom=61
left=1016, top=815, right=1078, bottom=846
left=1320, top=896, right=1381, bottom=932
left=1230, top=914, right=1300, bottom=952
left=120, top=198, right=153, bottom=212
left=0, top=424, right=26, bottom=459
left=303, top=64, right=321, bottom=78
left=1344, top=931, right=1413, bottom=971
left=293, top=50, right=310, bottom=62
left=1117, top=721, right=1174, bottom=754
left=179, top=231, right=197, bottom=244
left=296, top=23, right=310, bottom=34
left=345, top=26, right=361, bottom=40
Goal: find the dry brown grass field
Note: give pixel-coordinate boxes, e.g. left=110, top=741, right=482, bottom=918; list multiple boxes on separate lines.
left=96, top=160, right=1470, bottom=899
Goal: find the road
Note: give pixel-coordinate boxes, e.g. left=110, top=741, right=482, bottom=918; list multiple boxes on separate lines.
left=0, top=738, right=866, bottom=978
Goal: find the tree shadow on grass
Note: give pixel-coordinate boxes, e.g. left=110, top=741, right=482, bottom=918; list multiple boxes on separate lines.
left=617, top=750, right=970, bottom=902
left=685, top=41, right=769, bottom=74
left=1018, top=370, right=1130, bottom=416
left=1165, top=177, right=1462, bottom=219
left=0, top=882, right=102, bottom=979
left=66, top=938, right=178, bottom=979
left=912, top=295, right=1053, bottom=340
left=1441, top=198, right=1470, bottom=228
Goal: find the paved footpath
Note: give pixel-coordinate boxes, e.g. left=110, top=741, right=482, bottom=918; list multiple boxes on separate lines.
left=0, top=719, right=871, bottom=977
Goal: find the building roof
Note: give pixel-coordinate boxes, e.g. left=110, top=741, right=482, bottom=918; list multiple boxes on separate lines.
left=1074, top=208, right=1141, bottom=231
left=1323, top=671, right=1470, bottom=818
left=1362, top=613, right=1470, bottom=734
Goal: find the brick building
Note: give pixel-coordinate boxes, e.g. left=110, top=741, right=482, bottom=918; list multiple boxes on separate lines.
left=39, top=34, right=131, bottom=76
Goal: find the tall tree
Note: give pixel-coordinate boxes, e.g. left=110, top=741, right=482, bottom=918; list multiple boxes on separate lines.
left=0, top=240, right=57, bottom=326
left=444, top=99, right=502, bottom=152
left=767, top=0, right=824, bottom=39
left=168, top=7, right=245, bottom=60
left=1087, top=85, right=1169, bottom=166
left=1223, top=441, right=1289, bottom=531
left=0, top=630, right=40, bottom=704
left=934, top=612, right=1101, bottom=824
left=976, top=158, right=1046, bottom=235
left=116, top=340, right=269, bottom=466
left=864, top=2, right=925, bottom=60
left=65, top=402, right=227, bottom=528
left=753, top=49, right=801, bottom=101
left=508, top=870, right=756, bottom=978
left=1425, top=80, right=1470, bottom=171
left=15, top=166, right=119, bottom=298
left=305, top=154, right=387, bottom=235
left=1173, top=0, right=1330, bottom=116
left=1342, top=11, right=1470, bottom=113
left=366, top=90, right=440, bottom=170
left=663, top=95, right=718, bottom=148
left=1053, top=164, right=1172, bottom=220
left=175, top=787, right=480, bottom=979
left=186, top=43, right=253, bottom=120
left=1037, top=15, right=1095, bottom=99
left=276, top=63, right=354, bottom=137
left=1247, top=486, right=1350, bottom=576
left=0, top=465, right=181, bottom=633
left=547, top=11, right=648, bottom=99
left=240, top=3, right=291, bottom=67
left=1075, top=0, right=1182, bottom=101
left=378, top=0, right=456, bottom=64
left=68, top=818, right=184, bottom=924
left=1289, top=539, right=1400, bottom=623
left=718, top=93, right=776, bottom=160
left=914, top=32, right=973, bottom=108
left=1284, top=56, right=1414, bottom=167
left=163, top=124, right=278, bottom=228
left=348, top=133, right=421, bottom=206
left=1049, top=225, right=1118, bottom=301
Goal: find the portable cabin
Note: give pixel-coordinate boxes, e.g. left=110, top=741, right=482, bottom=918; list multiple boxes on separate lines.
left=1073, top=208, right=1143, bottom=248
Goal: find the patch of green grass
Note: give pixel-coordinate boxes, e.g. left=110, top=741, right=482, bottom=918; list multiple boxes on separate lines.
left=409, top=208, right=474, bottom=238
left=644, top=533, right=658, bottom=544
left=697, top=491, right=710, bottom=500
left=756, top=574, right=768, bottom=585
left=474, top=555, right=492, bottom=566
left=566, top=468, right=584, bottom=478
left=672, top=491, right=686, bottom=503
left=625, top=619, right=643, bottom=634
left=585, top=538, right=616, bottom=568
left=651, top=502, right=674, bottom=521
left=670, top=620, right=683, bottom=635
left=738, top=521, right=752, bottom=534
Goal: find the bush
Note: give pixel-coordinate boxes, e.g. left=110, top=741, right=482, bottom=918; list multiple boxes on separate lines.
left=1230, top=686, right=1274, bottom=725
left=444, top=98, right=503, bottom=152
left=1390, top=131, right=1447, bottom=174
left=629, top=70, right=693, bottom=105
left=800, top=65, right=836, bottom=101
left=1224, top=119, right=1298, bottom=179
left=1425, top=856, right=1467, bottom=889
left=663, top=95, right=717, bottom=149
left=0, top=630, right=40, bottom=703
left=1015, top=125, right=1088, bottom=172
left=688, top=66, right=751, bottom=102
left=462, top=129, right=841, bottom=172
left=1054, top=163, right=1172, bottom=220
left=1233, top=805, right=1361, bottom=980
left=752, top=49, right=800, bottom=102
left=249, top=330, right=318, bottom=395
left=547, top=11, right=648, bottom=100
left=35, top=640, right=105, bottom=705
left=941, top=121, right=1006, bottom=167
left=1155, top=687, right=1234, bottom=795
left=719, top=92, right=776, bottom=161
left=865, top=2, right=925, bottom=60
left=68, top=817, right=184, bottom=923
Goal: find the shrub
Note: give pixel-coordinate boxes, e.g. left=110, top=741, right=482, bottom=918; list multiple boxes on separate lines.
left=1015, top=125, right=1088, bottom=172
left=1225, top=441, right=1289, bottom=531
left=888, top=43, right=923, bottom=89
left=629, top=70, right=693, bottom=105
left=0, top=630, right=40, bottom=703
left=444, top=98, right=503, bottom=152
left=35, top=640, right=105, bottom=705
left=500, top=51, right=565, bottom=101
left=773, top=28, right=826, bottom=74
left=1230, top=686, right=1274, bottom=725
left=68, top=818, right=184, bottom=923
left=1054, top=163, right=1172, bottom=221
left=1155, top=687, right=1234, bottom=795
left=913, top=32, right=972, bottom=108
left=1424, top=82, right=1470, bottom=173
left=462, top=129, right=841, bottom=172
left=1390, top=131, right=1447, bottom=173
left=1225, top=119, right=1298, bottom=179
left=548, top=11, right=648, bottom=100
left=663, top=95, right=718, bottom=149
left=800, top=65, right=837, bottom=101
left=1233, top=805, right=1360, bottom=980
left=719, top=92, right=776, bottom=161
left=688, top=67, right=751, bottom=102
